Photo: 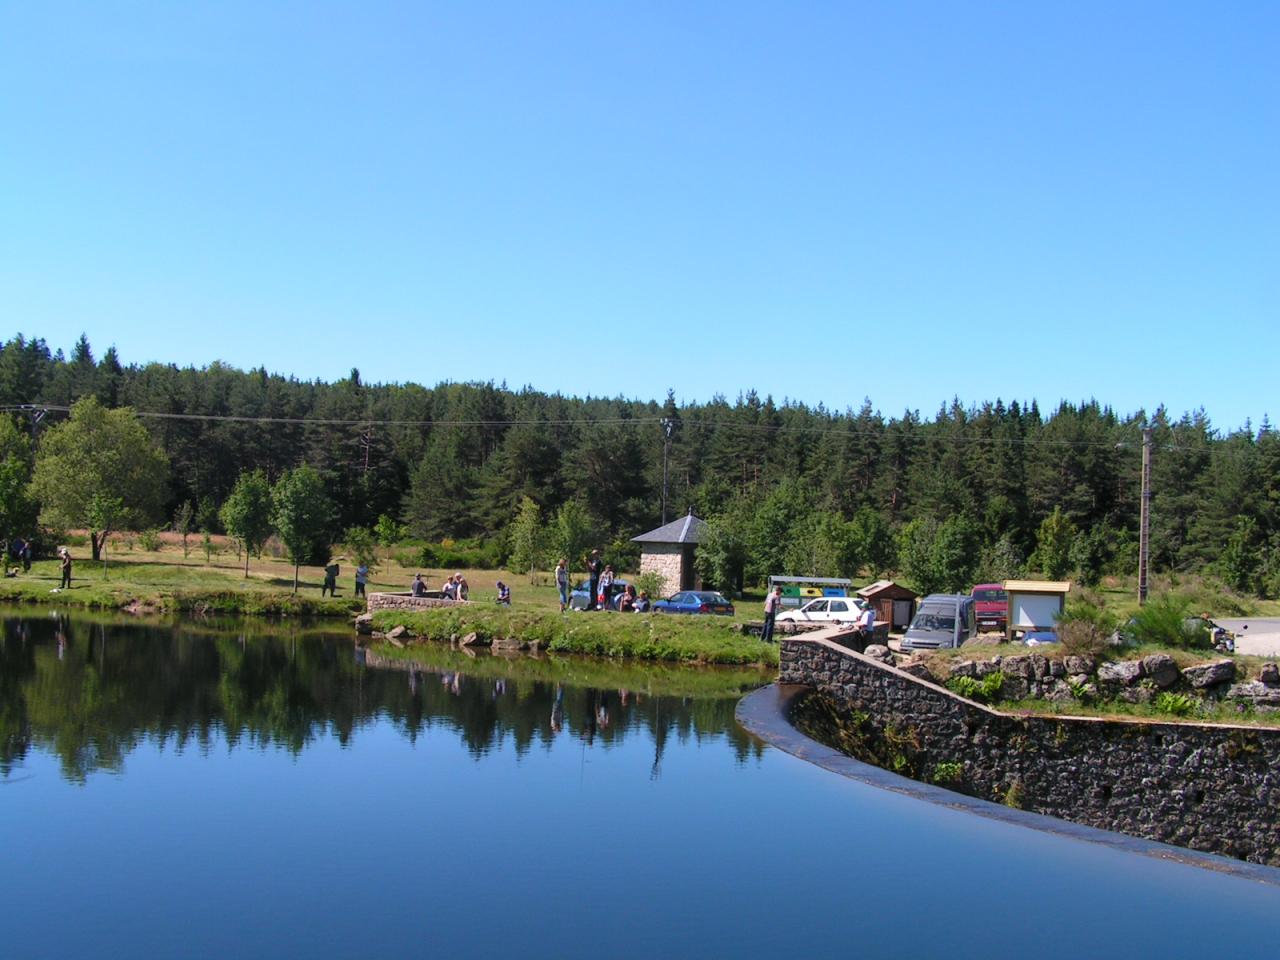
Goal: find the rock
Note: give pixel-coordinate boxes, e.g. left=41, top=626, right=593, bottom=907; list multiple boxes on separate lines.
left=491, top=636, right=522, bottom=651
left=863, top=644, right=893, bottom=664
left=387, top=625, right=408, bottom=640
left=1002, top=655, right=1033, bottom=679
left=999, top=677, right=1028, bottom=700
left=1048, top=659, right=1066, bottom=678
left=1029, top=654, right=1050, bottom=679
left=1227, top=681, right=1280, bottom=707
left=949, top=660, right=977, bottom=679
left=1140, top=654, right=1180, bottom=689
left=354, top=613, right=374, bottom=635
left=1098, top=660, right=1144, bottom=685
left=898, top=658, right=935, bottom=682
left=1182, top=659, right=1236, bottom=689
left=974, top=659, right=1001, bottom=678
left=1065, top=655, right=1097, bottom=676
left=1043, top=679, right=1075, bottom=703
left=1260, top=663, right=1280, bottom=686
left=457, top=631, right=490, bottom=647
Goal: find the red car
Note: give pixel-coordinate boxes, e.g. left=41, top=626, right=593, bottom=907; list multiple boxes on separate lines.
left=971, top=584, right=1008, bottom=632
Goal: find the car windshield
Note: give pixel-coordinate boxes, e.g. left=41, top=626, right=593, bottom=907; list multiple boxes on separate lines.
left=973, top=589, right=1007, bottom=602
left=910, top=607, right=956, bottom=633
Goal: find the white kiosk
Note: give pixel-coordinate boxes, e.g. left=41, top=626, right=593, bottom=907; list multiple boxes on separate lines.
left=1003, top=579, right=1071, bottom=642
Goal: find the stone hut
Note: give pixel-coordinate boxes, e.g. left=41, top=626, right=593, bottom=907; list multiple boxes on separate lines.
left=631, top=511, right=708, bottom=598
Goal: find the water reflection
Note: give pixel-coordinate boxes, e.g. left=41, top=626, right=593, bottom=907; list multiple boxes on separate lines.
left=0, top=612, right=766, bottom=783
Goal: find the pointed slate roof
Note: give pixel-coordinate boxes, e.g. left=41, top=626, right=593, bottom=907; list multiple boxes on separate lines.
left=631, top=511, right=708, bottom=545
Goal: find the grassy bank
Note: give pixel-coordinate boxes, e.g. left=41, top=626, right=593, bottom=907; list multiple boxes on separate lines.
left=371, top=607, right=778, bottom=667
left=369, top=641, right=772, bottom=698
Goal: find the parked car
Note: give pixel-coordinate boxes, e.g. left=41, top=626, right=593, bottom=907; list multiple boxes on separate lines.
left=775, top=596, right=866, bottom=624
left=900, top=594, right=977, bottom=651
left=569, top=579, right=631, bottom=611
left=651, top=590, right=735, bottom=615
left=971, top=583, right=1008, bottom=632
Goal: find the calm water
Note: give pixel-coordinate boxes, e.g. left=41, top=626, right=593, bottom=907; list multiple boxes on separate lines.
left=3, top=611, right=1279, bottom=959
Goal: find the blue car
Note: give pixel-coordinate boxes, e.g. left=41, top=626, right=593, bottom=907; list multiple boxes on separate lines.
left=569, top=579, right=630, bottom=611
left=651, top=591, right=735, bottom=616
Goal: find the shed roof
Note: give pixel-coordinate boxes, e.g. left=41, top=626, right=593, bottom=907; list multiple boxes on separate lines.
left=1003, top=579, right=1072, bottom=594
left=857, top=579, right=919, bottom=599
left=631, top=513, right=708, bottom=545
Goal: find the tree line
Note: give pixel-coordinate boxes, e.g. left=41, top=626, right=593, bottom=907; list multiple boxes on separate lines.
left=1, top=333, right=1277, bottom=596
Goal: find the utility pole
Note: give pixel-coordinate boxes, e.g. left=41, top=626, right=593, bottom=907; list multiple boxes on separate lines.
left=660, top=418, right=674, bottom=525
left=1139, top=426, right=1153, bottom=606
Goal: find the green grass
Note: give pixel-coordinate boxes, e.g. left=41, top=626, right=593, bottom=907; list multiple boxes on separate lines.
left=371, top=606, right=778, bottom=667
left=369, top=641, right=772, bottom=698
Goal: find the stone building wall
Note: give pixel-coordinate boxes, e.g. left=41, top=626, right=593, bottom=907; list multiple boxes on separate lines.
left=638, top=544, right=684, bottom=597
left=781, top=636, right=1280, bottom=865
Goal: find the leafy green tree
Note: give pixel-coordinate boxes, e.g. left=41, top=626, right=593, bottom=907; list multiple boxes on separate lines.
left=173, top=500, right=195, bottom=559
left=550, top=499, right=597, bottom=574
left=1070, top=526, right=1110, bottom=587
left=220, top=470, right=274, bottom=577
left=1218, top=517, right=1263, bottom=596
left=508, top=496, right=546, bottom=583
left=0, top=415, right=37, bottom=542
left=272, top=465, right=336, bottom=593
left=695, top=508, right=752, bottom=595
left=1031, top=507, right=1077, bottom=580
left=897, top=515, right=980, bottom=594
left=847, top=507, right=895, bottom=577
left=373, top=513, right=405, bottom=547
left=341, top=526, right=379, bottom=571
left=29, top=397, right=169, bottom=561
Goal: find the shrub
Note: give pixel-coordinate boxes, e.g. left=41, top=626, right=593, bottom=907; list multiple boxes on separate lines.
left=1056, top=591, right=1118, bottom=657
left=633, top=570, right=667, bottom=601
left=1128, top=594, right=1211, bottom=649
left=931, top=761, right=964, bottom=784
left=1154, top=692, right=1198, bottom=718
left=138, top=529, right=163, bottom=552
left=947, top=675, right=981, bottom=700
left=947, top=672, right=1005, bottom=704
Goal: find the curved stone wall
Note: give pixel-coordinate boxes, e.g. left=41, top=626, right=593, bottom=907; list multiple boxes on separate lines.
left=781, top=635, right=1280, bottom=865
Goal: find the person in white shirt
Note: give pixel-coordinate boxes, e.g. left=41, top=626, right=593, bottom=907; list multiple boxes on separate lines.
left=761, top=586, right=783, bottom=643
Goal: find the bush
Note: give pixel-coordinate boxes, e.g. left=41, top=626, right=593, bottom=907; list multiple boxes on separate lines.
left=1056, top=591, right=1118, bottom=657
left=1127, top=594, right=1210, bottom=650
left=633, top=570, right=667, bottom=600
left=138, top=529, right=163, bottom=552
left=1153, top=692, right=1198, bottom=718
left=415, top=538, right=502, bottom=571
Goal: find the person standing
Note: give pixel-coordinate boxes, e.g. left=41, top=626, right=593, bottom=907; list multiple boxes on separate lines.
left=857, top=600, right=876, bottom=643
left=354, top=563, right=368, bottom=598
left=598, top=565, right=615, bottom=610
left=584, top=549, right=602, bottom=611
left=322, top=562, right=340, bottom=597
left=761, top=586, right=782, bottom=643
left=555, top=558, right=570, bottom=612
left=59, top=548, right=72, bottom=590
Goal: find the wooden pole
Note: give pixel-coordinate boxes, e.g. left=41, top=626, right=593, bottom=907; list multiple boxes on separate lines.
left=1139, top=426, right=1153, bottom=605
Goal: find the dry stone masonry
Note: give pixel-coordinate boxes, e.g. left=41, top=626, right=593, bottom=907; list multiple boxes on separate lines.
left=781, top=636, right=1280, bottom=865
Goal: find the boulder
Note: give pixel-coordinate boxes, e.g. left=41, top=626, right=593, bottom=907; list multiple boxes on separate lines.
left=1064, top=655, right=1097, bottom=676
left=949, top=660, right=977, bottom=679
left=1227, top=681, right=1280, bottom=708
left=1048, top=659, right=1066, bottom=678
left=1029, top=654, right=1050, bottom=679
left=1140, top=653, right=1180, bottom=689
left=1002, top=655, right=1033, bottom=679
left=1098, top=660, right=1144, bottom=685
left=387, top=625, right=409, bottom=640
left=1260, top=662, right=1280, bottom=686
left=1182, top=659, right=1236, bottom=689
left=354, top=613, right=374, bottom=635
left=898, top=658, right=935, bottom=682
left=491, top=636, right=522, bottom=651
left=863, top=644, right=894, bottom=664
left=457, top=631, right=490, bottom=647
left=974, top=659, right=1001, bottom=678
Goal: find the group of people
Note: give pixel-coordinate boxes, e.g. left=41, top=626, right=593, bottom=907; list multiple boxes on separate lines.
left=320, top=562, right=370, bottom=597
left=557, top=550, right=652, bottom=613
left=409, top=571, right=472, bottom=601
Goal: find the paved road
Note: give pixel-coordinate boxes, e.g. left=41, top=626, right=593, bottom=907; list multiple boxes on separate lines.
left=1217, top=618, right=1280, bottom=657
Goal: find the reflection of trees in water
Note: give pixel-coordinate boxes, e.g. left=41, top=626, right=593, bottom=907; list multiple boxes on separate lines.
left=0, top=616, right=763, bottom=782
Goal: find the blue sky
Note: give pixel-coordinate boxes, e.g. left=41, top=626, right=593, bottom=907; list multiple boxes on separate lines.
left=2, top=2, right=1276, bottom=429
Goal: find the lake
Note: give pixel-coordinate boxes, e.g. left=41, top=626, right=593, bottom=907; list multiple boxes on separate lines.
left=3, top=611, right=1278, bottom=959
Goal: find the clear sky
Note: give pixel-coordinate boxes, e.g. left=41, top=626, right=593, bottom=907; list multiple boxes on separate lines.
left=2, top=2, right=1276, bottom=429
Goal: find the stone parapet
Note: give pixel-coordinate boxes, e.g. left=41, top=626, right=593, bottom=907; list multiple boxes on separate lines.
left=367, top=592, right=472, bottom=613
left=781, top=633, right=1280, bottom=865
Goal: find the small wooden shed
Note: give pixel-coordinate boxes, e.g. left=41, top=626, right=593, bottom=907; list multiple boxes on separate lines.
left=1003, top=579, right=1072, bottom=641
left=632, top=511, right=708, bottom=598
left=856, top=580, right=919, bottom=631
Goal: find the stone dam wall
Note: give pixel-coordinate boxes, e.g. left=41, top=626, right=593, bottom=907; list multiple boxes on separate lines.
left=367, top=592, right=473, bottom=613
left=781, top=636, right=1280, bottom=865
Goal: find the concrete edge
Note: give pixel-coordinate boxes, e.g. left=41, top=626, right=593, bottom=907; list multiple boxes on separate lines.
left=735, top=682, right=1280, bottom=888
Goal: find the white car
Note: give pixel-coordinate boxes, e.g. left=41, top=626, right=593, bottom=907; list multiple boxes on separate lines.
left=775, top=596, right=867, bottom=624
